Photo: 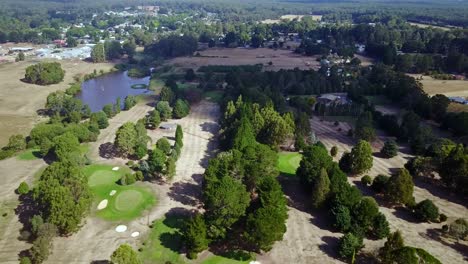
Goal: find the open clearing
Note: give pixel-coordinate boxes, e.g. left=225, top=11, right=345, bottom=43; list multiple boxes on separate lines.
left=168, top=48, right=321, bottom=71
left=412, top=75, right=468, bottom=97
left=281, top=117, right=467, bottom=263
left=0, top=59, right=115, bottom=146
left=262, top=14, right=322, bottom=24
left=277, top=152, right=302, bottom=176
left=409, top=22, right=456, bottom=31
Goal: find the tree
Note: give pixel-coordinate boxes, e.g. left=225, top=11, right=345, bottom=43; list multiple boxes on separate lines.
left=232, top=116, right=257, bottom=150
left=361, top=175, right=372, bottom=186
left=115, top=97, right=121, bottom=114
left=67, top=37, right=77, bottom=48
left=203, top=176, right=250, bottom=239
left=372, top=213, right=390, bottom=239
left=414, top=199, right=439, bottom=222
left=124, top=95, right=137, bottom=110
left=331, top=205, right=351, bottom=232
left=381, top=140, right=398, bottom=158
left=147, top=148, right=166, bottom=176
left=439, top=144, right=468, bottom=194
left=386, top=168, right=414, bottom=206
left=380, top=231, right=404, bottom=264
left=311, top=168, right=330, bottom=208
left=91, top=43, right=106, bottom=63
left=345, top=140, right=373, bottom=175
left=52, top=132, right=80, bottom=162
left=145, top=110, right=160, bottom=129
left=102, top=104, right=114, bottom=118
left=165, top=157, right=176, bottom=180
left=185, top=68, right=196, bottom=81
left=160, top=86, right=175, bottom=105
left=353, top=196, right=379, bottom=229
left=122, top=39, right=136, bottom=57
left=90, top=111, right=109, bottom=129
left=17, top=181, right=29, bottom=195
left=391, top=247, right=442, bottom=264
left=447, top=218, right=468, bottom=239
left=338, top=233, right=363, bottom=260
left=156, top=101, right=172, bottom=121
left=24, top=62, right=65, bottom=85
left=6, top=134, right=26, bottom=151
left=115, top=123, right=137, bottom=156
left=175, top=125, right=184, bottom=146
left=330, top=146, right=338, bottom=157
left=355, top=111, right=376, bottom=142
left=184, top=213, right=209, bottom=259
left=110, top=244, right=141, bottom=264
left=297, top=145, right=333, bottom=187
left=371, top=174, right=390, bottom=193
left=173, top=99, right=190, bottom=119
left=17, top=51, right=25, bottom=61
left=156, top=138, right=171, bottom=155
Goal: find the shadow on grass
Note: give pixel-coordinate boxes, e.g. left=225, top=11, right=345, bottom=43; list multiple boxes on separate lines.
left=160, top=232, right=184, bottom=253
left=318, top=236, right=340, bottom=259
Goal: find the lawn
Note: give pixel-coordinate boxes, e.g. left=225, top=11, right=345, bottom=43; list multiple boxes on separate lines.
left=149, top=78, right=164, bottom=94
left=204, top=90, right=224, bottom=103
left=84, top=164, right=156, bottom=221
left=139, top=216, right=187, bottom=264
left=277, top=152, right=302, bottom=176
left=16, top=148, right=41, bottom=161
left=201, top=251, right=253, bottom=264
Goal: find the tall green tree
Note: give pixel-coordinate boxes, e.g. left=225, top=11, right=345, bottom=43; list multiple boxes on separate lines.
left=91, top=43, right=106, bottom=63
left=311, top=168, right=331, bottom=208
left=386, top=168, right=414, bottom=206
left=110, top=244, right=141, bottom=264
left=114, top=122, right=137, bottom=156
left=183, top=213, right=209, bottom=259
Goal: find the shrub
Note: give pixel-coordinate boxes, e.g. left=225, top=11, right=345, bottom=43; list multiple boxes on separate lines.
left=6, top=134, right=26, bottom=151
left=447, top=218, right=468, bottom=240
left=330, top=146, right=338, bottom=157
left=135, top=171, right=144, bottom=181
left=361, top=175, right=372, bottom=186
left=121, top=173, right=136, bottom=185
left=90, top=111, right=109, bottom=129
left=156, top=138, right=171, bottom=155
left=173, top=99, right=190, bottom=119
left=338, top=233, right=363, bottom=260
left=414, top=199, right=439, bottom=222
left=17, top=181, right=29, bottom=195
left=381, top=140, right=398, bottom=158
left=19, top=257, right=31, bottom=264
left=124, top=95, right=137, bottom=110
left=331, top=205, right=351, bottom=232
left=439, top=214, right=447, bottom=222
left=24, top=62, right=65, bottom=85
left=371, top=174, right=389, bottom=193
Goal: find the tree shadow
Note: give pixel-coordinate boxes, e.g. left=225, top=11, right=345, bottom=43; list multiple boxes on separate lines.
left=160, top=232, right=184, bottom=253
left=99, top=142, right=119, bottom=159
left=318, top=236, right=340, bottom=259
left=424, top=228, right=468, bottom=259
left=200, top=121, right=219, bottom=133
left=168, top=179, right=201, bottom=207
left=14, top=192, right=40, bottom=242
left=278, top=175, right=309, bottom=212
left=413, top=177, right=467, bottom=208
left=392, top=207, right=419, bottom=223
left=90, top=261, right=110, bottom=264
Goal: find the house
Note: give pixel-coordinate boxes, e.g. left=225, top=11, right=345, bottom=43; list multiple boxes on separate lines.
left=316, top=93, right=350, bottom=105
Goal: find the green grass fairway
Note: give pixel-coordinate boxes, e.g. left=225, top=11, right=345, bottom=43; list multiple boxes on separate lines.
left=277, top=152, right=302, bottom=176
left=17, top=149, right=41, bottom=161
left=84, top=164, right=156, bottom=221
left=201, top=252, right=253, bottom=264
left=139, top=216, right=187, bottom=264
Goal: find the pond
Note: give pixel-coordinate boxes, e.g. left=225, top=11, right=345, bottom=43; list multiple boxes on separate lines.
left=76, top=71, right=151, bottom=112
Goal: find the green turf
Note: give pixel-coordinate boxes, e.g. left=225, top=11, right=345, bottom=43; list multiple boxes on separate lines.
left=139, top=216, right=187, bottom=264
left=16, top=149, right=41, bottom=161
left=201, top=252, right=253, bottom=264
left=84, top=164, right=156, bottom=221
left=277, top=152, right=302, bottom=176
left=204, top=90, right=224, bottom=103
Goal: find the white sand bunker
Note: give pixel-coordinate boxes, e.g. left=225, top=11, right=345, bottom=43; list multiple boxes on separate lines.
left=109, top=190, right=117, bottom=196
left=112, top=167, right=120, bottom=171
left=249, top=262, right=261, bottom=264
left=115, top=225, right=127, bottom=232
left=131, top=231, right=140, bottom=237
left=97, top=199, right=108, bottom=210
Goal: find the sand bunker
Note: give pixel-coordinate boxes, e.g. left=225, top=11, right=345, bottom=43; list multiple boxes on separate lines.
left=115, top=225, right=127, bottom=232
left=112, top=167, right=119, bottom=171
left=109, top=190, right=117, bottom=196
left=249, top=262, right=261, bottom=264
left=97, top=199, right=108, bottom=210
left=131, top=231, right=140, bottom=237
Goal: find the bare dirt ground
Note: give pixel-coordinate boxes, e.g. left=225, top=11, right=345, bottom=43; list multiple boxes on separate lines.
left=302, top=117, right=468, bottom=263
left=354, top=54, right=375, bottom=67
left=168, top=48, right=321, bottom=71
left=262, top=14, right=322, bottom=24
left=0, top=59, right=115, bottom=146
left=0, top=157, right=46, bottom=263
left=408, top=74, right=468, bottom=97
left=44, top=100, right=220, bottom=263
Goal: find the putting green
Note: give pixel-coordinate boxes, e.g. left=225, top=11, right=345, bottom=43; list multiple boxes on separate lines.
left=115, top=190, right=143, bottom=211
left=88, top=170, right=121, bottom=187
left=84, top=164, right=156, bottom=221
left=277, top=152, right=302, bottom=176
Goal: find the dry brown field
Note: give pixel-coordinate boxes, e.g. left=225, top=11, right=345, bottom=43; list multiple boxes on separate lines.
left=0, top=59, right=115, bottom=146
left=168, top=48, right=321, bottom=71
left=262, top=14, right=322, bottom=24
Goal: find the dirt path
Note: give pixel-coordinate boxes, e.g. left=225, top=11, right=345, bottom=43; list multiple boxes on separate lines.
left=305, top=117, right=468, bottom=263
left=0, top=157, right=47, bottom=263
left=45, top=100, right=220, bottom=263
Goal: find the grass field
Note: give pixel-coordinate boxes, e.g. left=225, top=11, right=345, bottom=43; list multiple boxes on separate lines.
left=447, top=102, right=468, bottom=113
left=84, top=164, right=156, bottom=221
left=204, top=90, right=224, bottom=103
left=201, top=252, right=253, bottom=264
left=277, top=152, right=302, bottom=176
left=139, top=216, right=187, bottom=264
left=16, top=148, right=41, bottom=161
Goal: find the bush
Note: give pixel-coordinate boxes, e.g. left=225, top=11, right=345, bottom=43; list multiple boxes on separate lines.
left=24, top=62, right=65, bottom=85
left=381, top=140, right=398, bottom=158
left=330, top=146, right=338, bottom=157
left=447, top=218, right=468, bottom=240
left=361, top=175, right=372, bottom=186
left=124, top=95, right=137, bottom=110
left=120, top=173, right=136, bottom=185
left=156, top=138, right=171, bottom=155
left=414, top=199, right=439, bottom=222
left=6, top=134, right=26, bottom=151
left=439, top=214, right=447, bottom=222
left=135, top=171, right=144, bottom=181
left=19, top=257, right=31, bottom=264
left=173, top=99, right=190, bottom=119
left=338, top=233, right=363, bottom=260
left=17, top=181, right=29, bottom=195
left=90, top=111, right=109, bottom=129
left=371, top=174, right=389, bottom=193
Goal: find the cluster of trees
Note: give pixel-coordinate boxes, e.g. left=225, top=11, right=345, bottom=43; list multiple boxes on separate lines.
left=296, top=142, right=390, bottom=261
left=339, top=140, right=374, bottom=175
left=183, top=98, right=288, bottom=258
left=141, top=125, right=183, bottom=181
left=24, top=62, right=65, bottom=85
left=91, top=40, right=135, bottom=63
left=114, top=120, right=149, bottom=159
left=145, top=34, right=198, bottom=58
left=0, top=134, right=26, bottom=160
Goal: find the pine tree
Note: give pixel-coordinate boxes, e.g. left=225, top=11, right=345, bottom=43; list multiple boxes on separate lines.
left=184, top=213, right=209, bottom=259
left=311, top=168, right=330, bottom=208
left=386, top=168, right=414, bottom=206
